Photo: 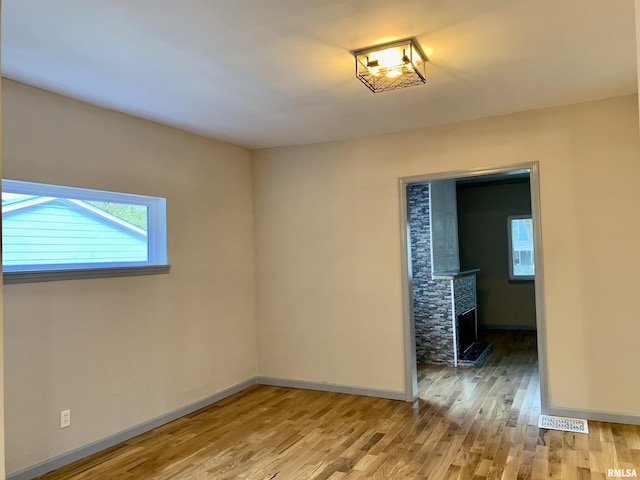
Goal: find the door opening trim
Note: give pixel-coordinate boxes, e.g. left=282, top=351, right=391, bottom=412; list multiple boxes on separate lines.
left=398, top=161, right=549, bottom=414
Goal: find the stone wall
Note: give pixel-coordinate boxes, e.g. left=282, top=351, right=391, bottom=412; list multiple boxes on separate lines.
left=408, top=183, right=455, bottom=366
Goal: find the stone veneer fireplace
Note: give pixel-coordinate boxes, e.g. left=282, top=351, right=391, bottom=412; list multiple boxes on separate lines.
left=408, top=182, right=483, bottom=367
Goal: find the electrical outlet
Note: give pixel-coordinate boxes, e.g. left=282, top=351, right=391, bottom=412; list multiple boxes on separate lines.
left=60, top=409, right=71, bottom=429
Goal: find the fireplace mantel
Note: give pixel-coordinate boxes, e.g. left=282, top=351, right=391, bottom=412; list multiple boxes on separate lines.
left=432, top=268, right=480, bottom=280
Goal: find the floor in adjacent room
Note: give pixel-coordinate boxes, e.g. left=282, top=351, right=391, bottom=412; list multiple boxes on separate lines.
left=36, top=331, right=640, bottom=479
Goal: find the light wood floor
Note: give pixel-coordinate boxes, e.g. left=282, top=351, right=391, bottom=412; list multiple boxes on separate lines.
left=36, top=331, right=640, bottom=479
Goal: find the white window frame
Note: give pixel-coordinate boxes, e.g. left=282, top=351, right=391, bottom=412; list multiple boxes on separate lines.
left=508, top=214, right=535, bottom=281
left=2, top=179, right=169, bottom=284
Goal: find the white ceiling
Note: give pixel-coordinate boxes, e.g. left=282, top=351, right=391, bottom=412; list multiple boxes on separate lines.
left=2, top=1, right=637, bottom=149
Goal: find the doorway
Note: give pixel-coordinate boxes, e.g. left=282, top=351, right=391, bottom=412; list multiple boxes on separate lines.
left=398, top=162, right=549, bottom=414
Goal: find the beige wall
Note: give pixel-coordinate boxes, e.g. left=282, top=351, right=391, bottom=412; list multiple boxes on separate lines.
left=254, top=95, right=640, bottom=416
left=636, top=1, right=640, bottom=120
left=2, top=79, right=257, bottom=474
left=0, top=4, right=6, bottom=476
left=4, top=78, right=640, bottom=475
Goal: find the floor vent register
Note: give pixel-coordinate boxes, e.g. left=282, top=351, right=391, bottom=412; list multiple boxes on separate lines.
left=538, top=414, right=589, bottom=434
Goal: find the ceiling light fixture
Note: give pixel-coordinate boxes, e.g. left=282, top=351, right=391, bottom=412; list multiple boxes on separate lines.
left=353, top=37, right=428, bottom=93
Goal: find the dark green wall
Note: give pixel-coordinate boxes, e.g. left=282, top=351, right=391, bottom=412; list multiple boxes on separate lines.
left=457, top=180, right=536, bottom=330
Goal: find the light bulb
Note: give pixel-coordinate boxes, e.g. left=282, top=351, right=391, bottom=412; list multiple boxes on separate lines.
left=386, top=67, right=402, bottom=78
left=369, top=47, right=402, bottom=67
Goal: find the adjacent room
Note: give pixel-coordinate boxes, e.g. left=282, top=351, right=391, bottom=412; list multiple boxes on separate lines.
left=2, top=1, right=640, bottom=479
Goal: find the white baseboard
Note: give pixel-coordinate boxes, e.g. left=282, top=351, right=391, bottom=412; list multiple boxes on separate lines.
left=481, top=324, right=537, bottom=331
left=256, top=376, right=405, bottom=401
left=548, top=406, right=640, bottom=426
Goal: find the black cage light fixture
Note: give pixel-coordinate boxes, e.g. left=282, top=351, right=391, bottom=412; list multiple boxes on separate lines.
left=353, top=37, right=428, bottom=93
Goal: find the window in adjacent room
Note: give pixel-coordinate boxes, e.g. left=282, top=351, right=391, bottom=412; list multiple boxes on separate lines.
left=508, top=215, right=534, bottom=280
left=2, top=179, right=168, bottom=282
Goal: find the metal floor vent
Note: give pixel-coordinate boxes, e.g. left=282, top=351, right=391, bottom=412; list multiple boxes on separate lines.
left=538, top=415, right=589, bottom=434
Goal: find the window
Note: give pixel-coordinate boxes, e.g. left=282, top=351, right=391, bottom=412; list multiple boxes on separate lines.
left=508, top=215, right=534, bottom=280
left=2, top=179, right=168, bottom=283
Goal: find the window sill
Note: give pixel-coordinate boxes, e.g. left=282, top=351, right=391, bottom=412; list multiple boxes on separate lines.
left=3, top=265, right=171, bottom=285
left=509, top=277, right=535, bottom=283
